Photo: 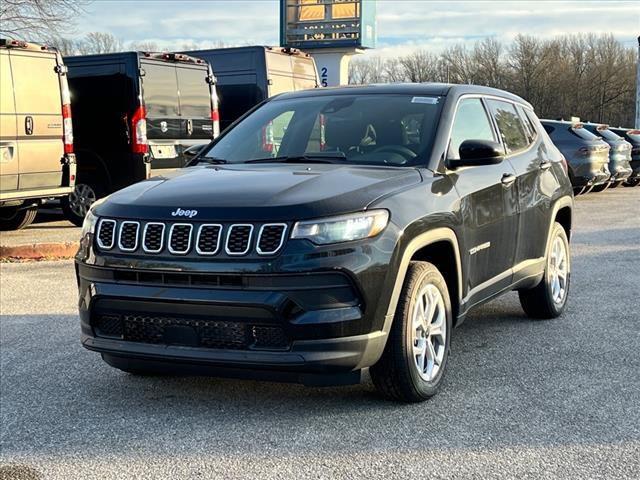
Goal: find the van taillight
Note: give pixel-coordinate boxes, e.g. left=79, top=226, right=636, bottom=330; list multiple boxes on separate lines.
left=262, top=121, right=274, bottom=153
left=62, top=103, right=73, bottom=154
left=131, top=106, right=148, bottom=154
left=211, top=109, right=220, bottom=138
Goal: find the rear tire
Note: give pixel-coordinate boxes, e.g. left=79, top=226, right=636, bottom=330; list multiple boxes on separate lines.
left=0, top=206, right=37, bottom=231
left=519, top=222, right=570, bottom=319
left=624, top=178, right=640, bottom=187
left=62, top=181, right=103, bottom=227
left=370, top=261, right=452, bottom=402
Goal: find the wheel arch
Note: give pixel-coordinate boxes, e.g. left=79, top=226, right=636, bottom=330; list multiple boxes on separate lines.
left=74, top=149, right=113, bottom=192
left=383, top=227, right=463, bottom=334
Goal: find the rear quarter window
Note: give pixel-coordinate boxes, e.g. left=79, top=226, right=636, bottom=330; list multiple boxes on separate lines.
left=487, top=99, right=530, bottom=154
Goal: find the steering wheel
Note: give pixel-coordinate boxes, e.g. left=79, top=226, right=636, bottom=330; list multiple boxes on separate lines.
left=372, top=145, right=417, bottom=163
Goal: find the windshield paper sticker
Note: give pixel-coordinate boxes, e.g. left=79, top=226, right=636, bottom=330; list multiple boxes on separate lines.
left=411, top=96, right=439, bottom=104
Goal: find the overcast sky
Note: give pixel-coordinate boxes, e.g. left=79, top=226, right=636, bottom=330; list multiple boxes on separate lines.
left=78, top=0, right=639, bottom=55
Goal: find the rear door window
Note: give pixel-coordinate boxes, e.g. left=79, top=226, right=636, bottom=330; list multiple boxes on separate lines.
left=142, top=62, right=179, bottom=117
left=570, top=126, right=599, bottom=141
left=487, top=99, right=530, bottom=154
left=447, top=98, right=496, bottom=160
left=176, top=67, right=211, bottom=118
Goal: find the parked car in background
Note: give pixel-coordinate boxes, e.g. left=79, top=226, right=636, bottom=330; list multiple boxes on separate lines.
left=610, top=127, right=640, bottom=187
left=0, top=39, right=75, bottom=230
left=76, top=83, right=573, bottom=402
left=541, top=120, right=610, bottom=195
left=180, top=46, right=319, bottom=131
left=62, top=51, right=219, bottom=225
left=582, top=123, right=632, bottom=191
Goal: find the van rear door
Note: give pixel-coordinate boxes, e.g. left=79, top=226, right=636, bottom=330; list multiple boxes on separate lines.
left=0, top=49, right=18, bottom=192
left=141, top=60, right=213, bottom=171
left=10, top=49, right=64, bottom=190
left=175, top=65, right=215, bottom=143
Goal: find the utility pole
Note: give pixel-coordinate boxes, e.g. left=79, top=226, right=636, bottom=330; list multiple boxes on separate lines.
left=636, top=36, right=640, bottom=128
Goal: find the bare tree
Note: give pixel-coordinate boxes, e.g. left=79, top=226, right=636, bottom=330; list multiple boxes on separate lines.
left=76, top=32, right=123, bottom=55
left=400, top=50, right=440, bottom=83
left=0, top=0, right=88, bottom=40
left=129, top=41, right=160, bottom=52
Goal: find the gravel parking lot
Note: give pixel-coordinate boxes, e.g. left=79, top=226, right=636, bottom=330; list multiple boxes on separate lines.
left=1, top=188, right=639, bottom=479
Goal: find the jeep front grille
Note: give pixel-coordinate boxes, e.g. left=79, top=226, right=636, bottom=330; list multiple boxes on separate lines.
left=96, top=219, right=288, bottom=257
left=225, top=224, right=253, bottom=255
left=257, top=224, right=287, bottom=254
left=196, top=224, right=222, bottom=255
left=118, top=222, right=139, bottom=251
left=143, top=223, right=165, bottom=253
left=96, top=219, right=116, bottom=249
left=168, top=223, right=193, bottom=254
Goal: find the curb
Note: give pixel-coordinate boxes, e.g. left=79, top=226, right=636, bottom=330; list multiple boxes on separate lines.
left=0, top=242, right=79, bottom=260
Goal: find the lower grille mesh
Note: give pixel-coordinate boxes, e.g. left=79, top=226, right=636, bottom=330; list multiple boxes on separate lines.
left=94, top=314, right=289, bottom=351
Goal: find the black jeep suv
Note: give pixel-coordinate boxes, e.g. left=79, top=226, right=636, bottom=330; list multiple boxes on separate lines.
left=76, top=84, right=573, bottom=402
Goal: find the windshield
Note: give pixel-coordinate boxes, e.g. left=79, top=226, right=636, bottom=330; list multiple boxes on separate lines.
left=199, top=94, right=443, bottom=166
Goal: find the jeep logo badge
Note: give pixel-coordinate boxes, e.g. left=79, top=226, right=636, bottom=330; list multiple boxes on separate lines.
left=160, top=121, right=168, bottom=133
left=171, top=208, right=198, bottom=218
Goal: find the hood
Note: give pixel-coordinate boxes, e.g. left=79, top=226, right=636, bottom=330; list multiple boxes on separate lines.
left=96, top=164, right=422, bottom=221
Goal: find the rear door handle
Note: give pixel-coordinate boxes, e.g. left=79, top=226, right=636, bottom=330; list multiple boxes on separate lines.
left=540, top=161, right=552, bottom=171
left=501, top=173, right=516, bottom=186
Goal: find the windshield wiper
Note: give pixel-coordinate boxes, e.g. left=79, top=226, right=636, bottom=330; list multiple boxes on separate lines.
left=245, top=153, right=346, bottom=164
left=196, top=156, right=228, bottom=164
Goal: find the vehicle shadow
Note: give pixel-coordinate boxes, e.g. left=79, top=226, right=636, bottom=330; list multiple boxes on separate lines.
left=2, top=294, right=638, bottom=461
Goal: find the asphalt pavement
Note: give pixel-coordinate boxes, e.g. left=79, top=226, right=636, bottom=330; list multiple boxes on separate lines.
left=1, top=187, right=639, bottom=479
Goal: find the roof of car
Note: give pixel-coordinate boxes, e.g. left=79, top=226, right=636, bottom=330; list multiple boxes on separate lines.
left=273, top=82, right=532, bottom=107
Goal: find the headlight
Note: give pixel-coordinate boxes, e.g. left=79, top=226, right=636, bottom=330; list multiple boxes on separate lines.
left=81, top=209, right=98, bottom=237
left=291, top=210, right=389, bottom=245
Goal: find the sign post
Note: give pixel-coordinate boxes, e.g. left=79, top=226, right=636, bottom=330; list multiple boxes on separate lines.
left=280, top=0, right=376, bottom=86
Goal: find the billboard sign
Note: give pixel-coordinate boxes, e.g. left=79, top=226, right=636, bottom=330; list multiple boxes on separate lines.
left=280, top=0, right=376, bottom=49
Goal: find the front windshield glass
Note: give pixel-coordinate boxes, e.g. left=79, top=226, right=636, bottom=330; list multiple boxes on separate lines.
left=200, top=94, right=443, bottom=166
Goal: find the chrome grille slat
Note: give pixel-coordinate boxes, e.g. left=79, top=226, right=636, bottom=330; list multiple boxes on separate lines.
left=257, top=223, right=287, bottom=255
left=196, top=224, right=222, bottom=255
left=118, top=221, right=140, bottom=252
left=225, top=224, right=253, bottom=256
left=96, top=219, right=116, bottom=250
left=168, top=223, right=193, bottom=255
left=142, top=222, right=165, bottom=253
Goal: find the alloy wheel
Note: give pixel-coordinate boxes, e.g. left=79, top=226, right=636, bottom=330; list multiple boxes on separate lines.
left=69, top=183, right=97, bottom=218
left=412, top=283, right=447, bottom=382
left=549, top=236, right=568, bottom=304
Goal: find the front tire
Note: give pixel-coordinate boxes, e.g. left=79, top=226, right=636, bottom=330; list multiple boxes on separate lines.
left=519, top=222, right=570, bottom=319
left=370, top=261, right=452, bottom=402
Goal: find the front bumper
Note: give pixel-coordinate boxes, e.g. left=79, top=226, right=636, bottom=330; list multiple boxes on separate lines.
left=75, top=222, right=399, bottom=383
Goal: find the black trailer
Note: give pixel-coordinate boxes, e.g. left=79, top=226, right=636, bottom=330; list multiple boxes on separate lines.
left=181, top=46, right=318, bottom=130
left=63, top=51, right=219, bottom=225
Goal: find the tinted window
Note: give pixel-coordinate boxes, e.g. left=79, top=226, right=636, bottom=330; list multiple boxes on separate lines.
left=597, top=128, right=622, bottom=142
left=203, top=94, right=442, bottom=166
left=142, top=63, right=179, bottom=117
left=542, top=124, right=555, bottom=134
left=176, top=67, right=211, bottom=118
left=571, top=127, right=599, bottom=141
left=448, top=98, right=495, bottom=160
left=487, top=99, right=529, bottom=154
left=518, top=106, right=538, bottom=142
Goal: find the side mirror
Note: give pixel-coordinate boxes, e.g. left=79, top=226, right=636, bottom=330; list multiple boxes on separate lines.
left=447, top=139, right=504, bottom=169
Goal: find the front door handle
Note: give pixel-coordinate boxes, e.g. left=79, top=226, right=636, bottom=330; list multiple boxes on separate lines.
left=501, top=173, right=516, bottom=186
left=540, top=161, right=552, bottom=171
